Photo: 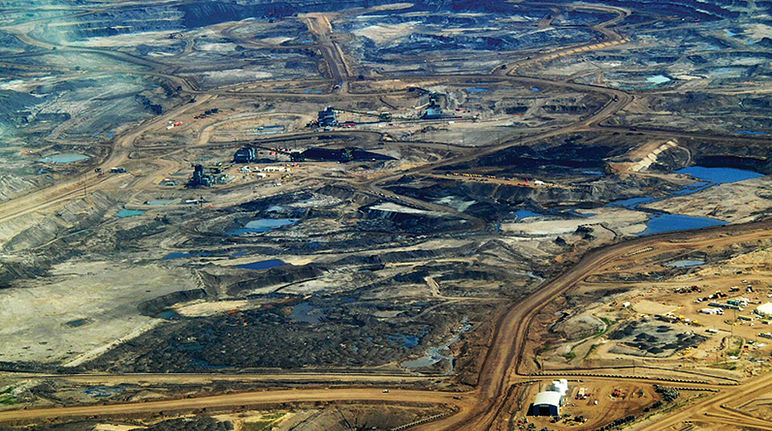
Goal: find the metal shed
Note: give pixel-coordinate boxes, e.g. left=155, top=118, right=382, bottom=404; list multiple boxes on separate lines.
left=532, top=390, right=561, bottom=416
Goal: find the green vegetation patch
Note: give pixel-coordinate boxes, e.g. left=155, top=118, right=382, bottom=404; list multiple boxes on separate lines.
left=0, top=387, right=16, bottom=405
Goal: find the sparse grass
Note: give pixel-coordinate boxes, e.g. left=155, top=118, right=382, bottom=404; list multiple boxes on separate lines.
left=0, top=387, right=15, bottom=405
left=708, top=361, right=738, bottom=370
left=243, top=421, right=275, bottom=431
left=596, top=316, right=615, bottom=336
left=584, top=343, right=601, bottom=359
left=243, top=413, right=285, bottom=431
left=726, top=337, right=744, bottom=356
left=562, top=316, right=616, bottom=362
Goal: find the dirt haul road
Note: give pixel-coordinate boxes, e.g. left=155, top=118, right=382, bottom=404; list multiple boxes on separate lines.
left=1, top=221, right=769, bottom=429
left=632, top=372, right=772, bottom=430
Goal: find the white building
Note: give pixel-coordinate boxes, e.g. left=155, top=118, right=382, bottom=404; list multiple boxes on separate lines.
left=551, top=379, right=569, bottom=396
left=532, top=391, right=561, bottom=416
left=756, top=302, right=772, bottom=317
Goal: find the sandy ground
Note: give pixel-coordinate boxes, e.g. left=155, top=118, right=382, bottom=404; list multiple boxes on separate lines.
left=0, top=261, right=199, bottom=364
left=175, top=299, right=250, bottom=317
left=501, top=207, right=648, bottom=236
left=519, top=381, right=658, bottom=430
left=352, top=22, right=419, bottom=45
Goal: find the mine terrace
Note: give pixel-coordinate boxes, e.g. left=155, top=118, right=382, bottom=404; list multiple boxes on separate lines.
left=0, top=0, right=770, bottom=430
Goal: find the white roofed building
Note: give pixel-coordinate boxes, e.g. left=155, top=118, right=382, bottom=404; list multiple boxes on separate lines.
left=532, top=391, right=562, bottom=416
left=756, top=302, right=772, bottom=317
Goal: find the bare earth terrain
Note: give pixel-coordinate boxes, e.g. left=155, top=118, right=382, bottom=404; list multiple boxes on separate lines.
left=0, top=0, right=769, bottom=430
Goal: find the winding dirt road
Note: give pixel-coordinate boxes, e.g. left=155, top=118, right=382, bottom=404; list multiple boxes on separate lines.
left=1, top=3, right=770, bottom=430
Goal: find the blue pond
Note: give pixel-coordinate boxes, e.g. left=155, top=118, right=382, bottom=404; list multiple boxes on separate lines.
left=606, top=166, right=763, bottom=236
left=738, top=130, right=767, bottom=136
left=513, top=209, right=544, bottom=220
left=466, top=87, right=489, bottom=93
left=117, top=209, right=145, bottom=218
left=676, top=166, right=764, bottom=184
left=606, top=197, right=655, bottom=209
left=39, top=153, right=89, bottom=163
left=640, top=214, right=727, bottom=236
left=236, top=259, right=286, bottom=270
left=582, top=171, right=604, bottom=175
left=227, top=218, right=298, bottom=235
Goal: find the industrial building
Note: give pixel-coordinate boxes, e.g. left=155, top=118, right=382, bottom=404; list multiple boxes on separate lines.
left=423, top=94, right=443, bottom=119
left=234, top=146, right=256, bottom=163
left=187, top=164, right=212, bottom=188
left=318, top=106, right=338, bottom=127
left=531, top=379, right=567, bottom=417
left=756, top=302, right=772, bottom=317
left=532, top=391, right=561, bottom=416
left=423, top=105, right=443, bottom=119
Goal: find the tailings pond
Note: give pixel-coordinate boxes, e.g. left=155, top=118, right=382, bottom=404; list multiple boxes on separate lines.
left=607, top=166, right=764, bottom=235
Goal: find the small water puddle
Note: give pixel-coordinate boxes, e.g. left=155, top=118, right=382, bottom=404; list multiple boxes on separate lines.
left=117, top=209, right=144, bottom=218
left=227, top=218, right=298, bottom=235
left=39, top=153, right=89, bottom=163
left=666, top=259, right=705, bottom=268
left=513, top=209, right=544, bottom=221
left=646, top=74, right=671, bottom=85
left=401, top=321, right=472, bottom=375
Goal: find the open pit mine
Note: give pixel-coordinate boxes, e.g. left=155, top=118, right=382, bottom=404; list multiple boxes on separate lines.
left=0, top=0, right=770, bottom=430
